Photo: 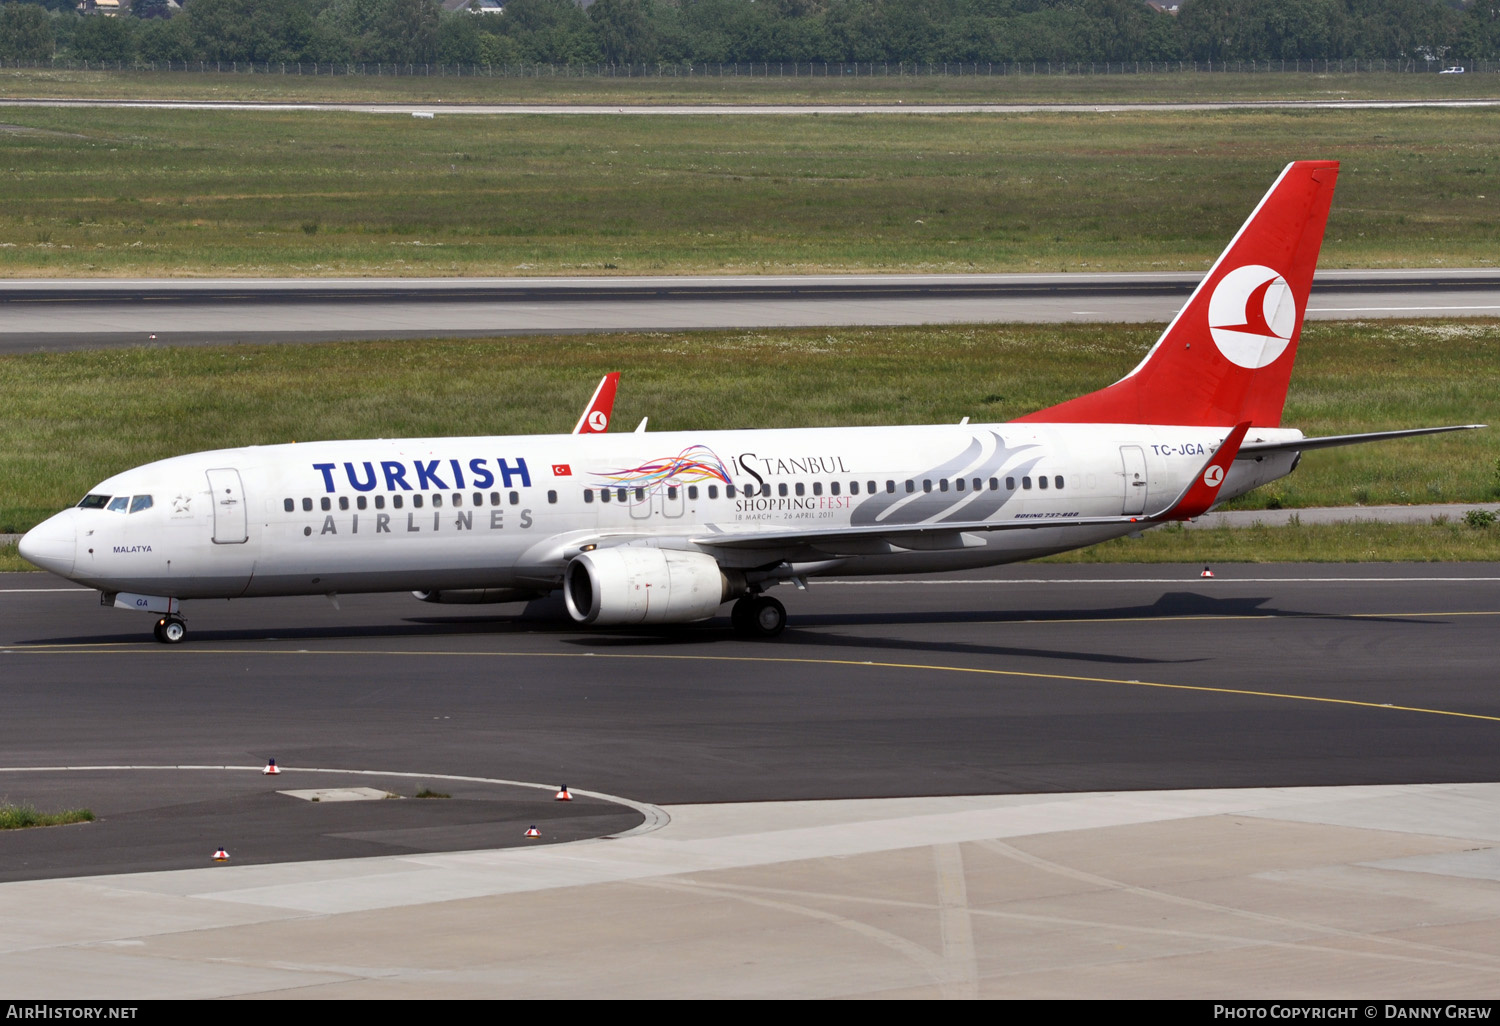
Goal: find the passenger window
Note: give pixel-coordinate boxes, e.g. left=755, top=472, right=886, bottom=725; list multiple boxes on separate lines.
left=302, top=498, right=313, bottom=512
left=584, top=490, right=594, bottom=504
left=975, top=478, right=983, bottom=491
left=813, top=482, right=823, bottom=496
left=668, top=486, right=678, bottom=500
left=636, top=488, right=645, bottom=501
left=1005, top=477, right=1014, bottom=490
left=473, top=492, right=483, bottom=506
left=708, top=485, right=719, bottom=499
left=357, top=496, right=368, bottom=510
left=954, top=478, right=964, bottom=492
left=108, top=497, right=129, bottom=512
left=393, top=495, right=403, bottom=509
left=1022, top=477, right=1032, bottom=490
left=922, top=480, right=932, bottom=493
left=283, top=498, right=294, bottom=512
left=434, top=494, right=444, bottom=507
left=688, top=485, right=699, bottom=500
left=779, top=483, right=789, bottom=497
left=413, top=494, right=424, bottom=509
left=905, top=481, right=915, bottom=493
left=830, top=482, right=840, bottom=496
left=1038, top=476, right=1048, bottom=490
left=338, top=496, right=349, bottom=510
left=320, top=497, right=331, bottom=512
left=375, top=495, right=386, bottom=510
left=794, top=483, right=805, bottom=497
left=547, top=490, right=557, bottom=504
left=452, top=493, right=462, bottom=507
left=848, top=481, right=858, bottom=495
left=726, top=485, right=737, bottom=498
left=600, top=488, right=610, bottom=503
left=1055, top=476, right=1064, bottom=490
left=938, top=479, right=949, bottom=492
left=490, top=492, right=500, bottom=506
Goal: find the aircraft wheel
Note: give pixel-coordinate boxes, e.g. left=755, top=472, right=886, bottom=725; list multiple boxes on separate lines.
left=733, top=596, right=785, bottom=639
left=154, top=616, right=186, bottom=645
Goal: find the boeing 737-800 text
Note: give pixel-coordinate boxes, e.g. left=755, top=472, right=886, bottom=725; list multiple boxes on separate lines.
left=19, top=161, right=1481, bottom=642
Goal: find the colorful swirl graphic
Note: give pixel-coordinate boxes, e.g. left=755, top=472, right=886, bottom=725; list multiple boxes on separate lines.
left=596, top=445, right=733, bottom=489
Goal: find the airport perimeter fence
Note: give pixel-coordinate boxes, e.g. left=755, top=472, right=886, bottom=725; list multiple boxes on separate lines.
left=2, top=57, right=1498, bottom=77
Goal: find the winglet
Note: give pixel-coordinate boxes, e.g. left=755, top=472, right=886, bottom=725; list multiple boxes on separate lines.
left=572, top=373, right=620, bottom=434
left=1153, top=421, right=1251, bottom=521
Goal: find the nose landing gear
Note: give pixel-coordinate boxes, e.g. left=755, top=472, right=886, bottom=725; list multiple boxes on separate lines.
left=153, top=615, right=187, bottom=644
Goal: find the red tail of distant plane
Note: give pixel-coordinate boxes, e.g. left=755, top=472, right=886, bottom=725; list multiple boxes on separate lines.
left=1018, top=160, right=1339, bottom=428
left=573, top=373, right=620, bottom=434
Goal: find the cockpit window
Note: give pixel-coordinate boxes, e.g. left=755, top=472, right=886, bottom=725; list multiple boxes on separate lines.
left=129, top=495, right=153, bottom=514
left=107, top=496, right=129, bottom=513
left=77, top=494, right=111, bottom=509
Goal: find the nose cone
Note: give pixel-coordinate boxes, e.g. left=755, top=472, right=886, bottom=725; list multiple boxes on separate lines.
left=19, top=509, right=77, bottom=578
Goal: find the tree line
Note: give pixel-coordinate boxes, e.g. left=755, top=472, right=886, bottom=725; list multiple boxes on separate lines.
left=1, top=0, right=1497, bottom=68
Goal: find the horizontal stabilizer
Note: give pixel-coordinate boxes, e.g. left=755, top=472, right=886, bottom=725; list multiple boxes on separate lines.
left=1239, top=424, right=1486, bottom=456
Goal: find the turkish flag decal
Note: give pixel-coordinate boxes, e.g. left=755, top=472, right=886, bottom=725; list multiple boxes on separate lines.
left=552, top=464, right=572, bottom=476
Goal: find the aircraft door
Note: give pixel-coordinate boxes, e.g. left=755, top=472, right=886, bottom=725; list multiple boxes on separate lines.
left=628, top=486, right=651, bottom=521
left=661, top=481, right=685, bottom=518
left=206, top=468, right=248, bottom=544
left=1119, top=446, right=1148, bottom=516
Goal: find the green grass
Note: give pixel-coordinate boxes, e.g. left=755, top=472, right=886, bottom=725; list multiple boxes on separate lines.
left=1040, top=518, right=1500, bottom=563
left=0, top=320, right=1495, bottom=536
left=0, top=105, right=1497, bottom=276
left=3, top=67, right=1498, bottom=105
left=0, top=803, right=94, bottom=829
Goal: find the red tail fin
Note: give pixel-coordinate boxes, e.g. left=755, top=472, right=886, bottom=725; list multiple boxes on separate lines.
left=573, top=372, right=620, bottom=434
left=1017, top=160, right=1338, bottom=427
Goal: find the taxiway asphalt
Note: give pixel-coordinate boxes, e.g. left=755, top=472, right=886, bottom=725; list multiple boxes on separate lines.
left=3, top=270, right=1499, bottom=351
left=4, top=563, right=1498, bottom=879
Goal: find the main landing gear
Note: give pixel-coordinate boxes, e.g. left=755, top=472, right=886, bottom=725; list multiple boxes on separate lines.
left=731, top=594, right=786, bottom=639
left=153, top=615, right=187, bottom=645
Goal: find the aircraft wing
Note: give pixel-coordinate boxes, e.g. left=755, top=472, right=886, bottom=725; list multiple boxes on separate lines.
left=689, top=423, right=1250, bottom=555
left=1238, top=424, right=1484, bottom=456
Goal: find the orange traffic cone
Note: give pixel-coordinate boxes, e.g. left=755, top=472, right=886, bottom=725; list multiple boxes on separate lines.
left=524, top=826, right=540, bottom=838
left=555, top=785, right=572, bottom=801
left=212, top=847, right=230, bottom=861
left=263, top=758, right=281, bottom=775
left=1200, top=566, right=1214, bottom=578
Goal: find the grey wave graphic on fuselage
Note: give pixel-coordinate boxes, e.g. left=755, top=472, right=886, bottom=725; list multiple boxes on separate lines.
left=849, top=432, right=1042, bottom=527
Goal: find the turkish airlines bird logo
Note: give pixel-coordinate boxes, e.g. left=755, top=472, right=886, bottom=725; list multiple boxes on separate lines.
left=1207, top=264, right=1296, bottom=369
left=1203, top=465, right=1225, bottom=488
left=587, top=410, right=608, bottom=432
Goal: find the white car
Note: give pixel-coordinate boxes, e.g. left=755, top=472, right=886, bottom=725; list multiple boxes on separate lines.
left=1439, top=66, right=1465, bottom=74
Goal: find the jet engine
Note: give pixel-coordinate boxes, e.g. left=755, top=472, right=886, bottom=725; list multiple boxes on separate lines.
left=412, top=588, right=544, bottom=604
left=564, top=547, right=745, bottom=625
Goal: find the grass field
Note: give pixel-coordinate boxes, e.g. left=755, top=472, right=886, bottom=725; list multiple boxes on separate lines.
left=2, top=67, right=1498, bottom=105
left=0, top=802, right=93, bottom=829
left=0, top=105, right=1496, bottom=276
left=1, top=320, right=1495, bottom=536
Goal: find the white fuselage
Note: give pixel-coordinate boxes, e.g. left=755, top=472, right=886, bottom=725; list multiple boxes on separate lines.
left=24, top=422, right=1302, bottom=602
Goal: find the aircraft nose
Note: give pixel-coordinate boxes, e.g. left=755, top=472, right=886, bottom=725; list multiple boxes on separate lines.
left=18, top=510, right=77, bottom=577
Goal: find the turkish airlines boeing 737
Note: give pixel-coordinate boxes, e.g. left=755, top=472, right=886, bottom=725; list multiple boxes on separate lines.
left=19, top=161, right=1482, bottom=643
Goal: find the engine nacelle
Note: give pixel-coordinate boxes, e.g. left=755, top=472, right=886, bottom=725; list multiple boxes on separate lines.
left=564, top=547, right=744, bottom=625
left=412, top=588, right=543, bottom=605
